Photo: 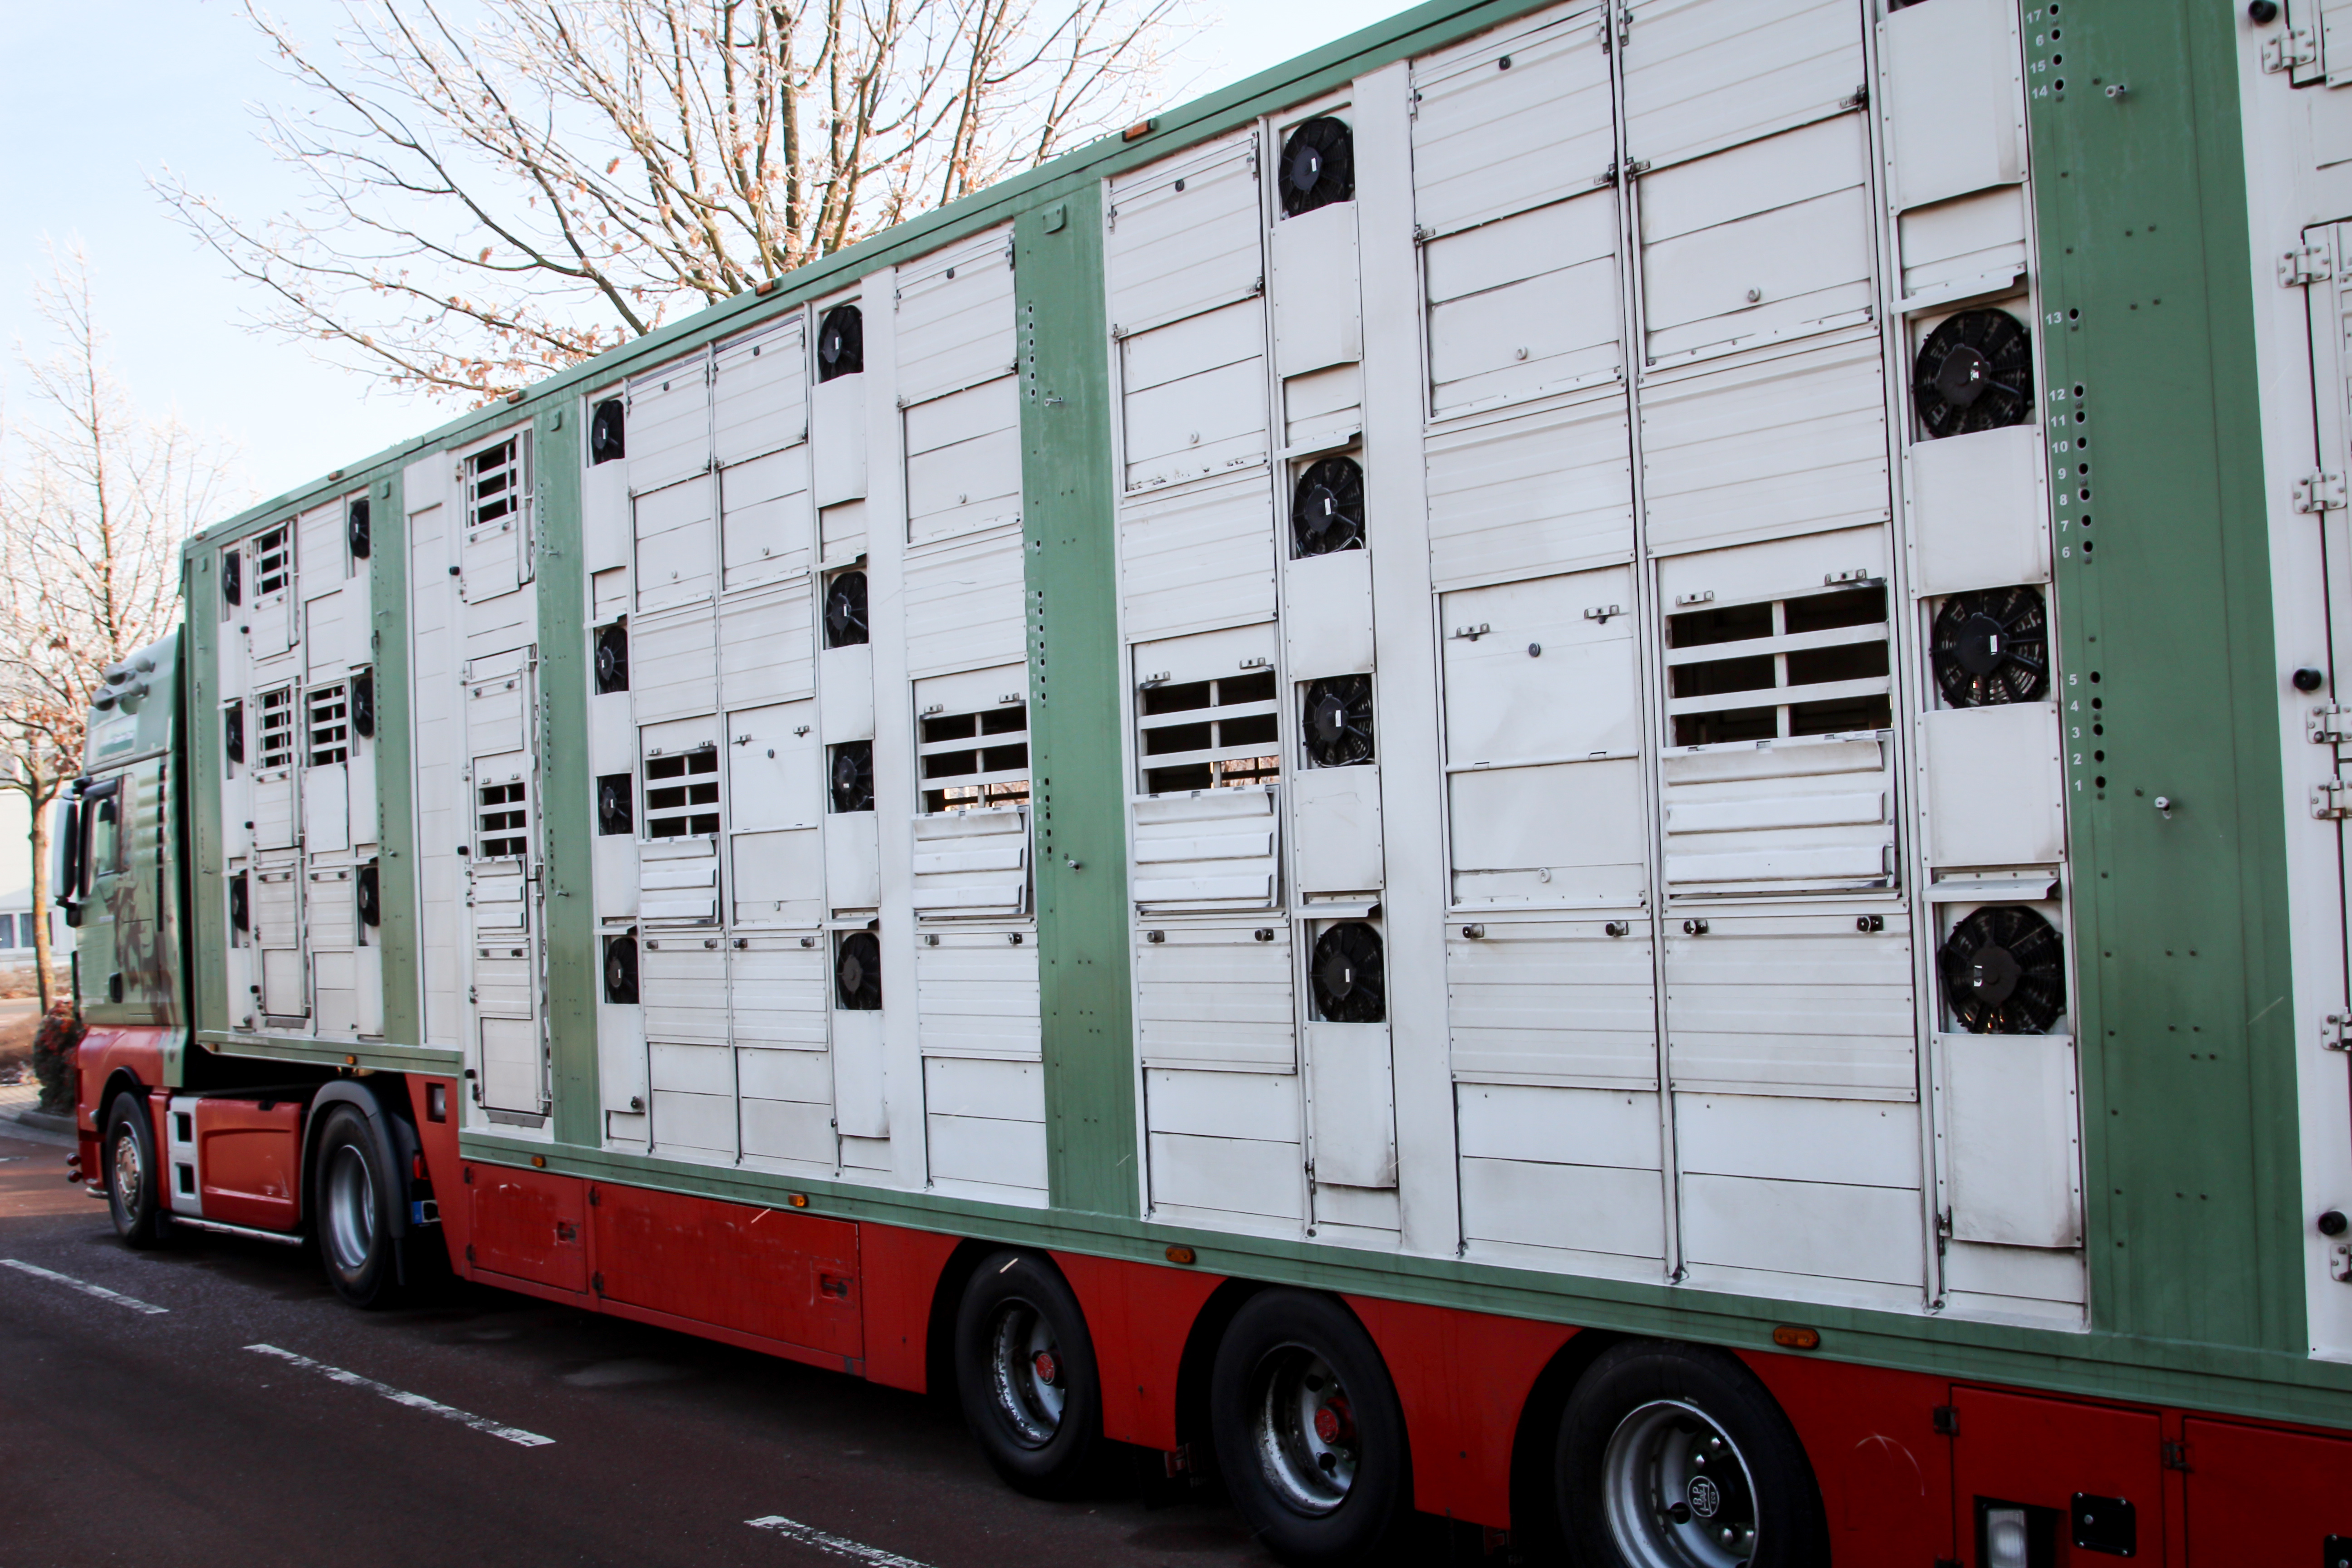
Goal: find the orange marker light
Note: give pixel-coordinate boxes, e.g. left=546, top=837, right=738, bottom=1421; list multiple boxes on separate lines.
left=531, top=1155, right=547, bottom=1169
left=1772, top=1325, right=1821, bottom=1351
left=1122, top=119, right=1156, bottom=142
left=788, top=1193, right=810, bottom=1208
left=1165, top=1245, right=1196, bottom=1265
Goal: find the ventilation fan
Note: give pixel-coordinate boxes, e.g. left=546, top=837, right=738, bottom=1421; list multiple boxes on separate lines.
left=594, top=621, right=630, bottom=693
left=818, top=304, right=865, bottom=381
left=590, top=397, right=626, bottom=464
left=1302, top=675, right=1375, bottom=767
left=225, top=701, right=245, bottom=766
left=1279, top=116, right=1355, bottom=217
left=351, top=672, right=376, bottom=739
left=1292, top=457, right=1365, bottom=556
left=824, top=571, right=870, bottom=647
left=604, top=932, right=639, bottom=1004
left=347, top=498, right=371, bottom=560
left=1310, top=921, right=1385, bottom=1024
left=1913, top=308, right=2033, bottom=438
left=836, top=931, right=882, bottom=1010
left=1931, top=585, right=2049, bottom=707
left=228, top=871, right=249, bottom=936
left=357, top=862, right=380, bottom=928
left=596, top=773, right=633, bottom=836
left=830, top=741, right=876, bottom=812
left=1939, top=905, right=2065, bottom=1034
left=221, top=548, right=242, bottom=607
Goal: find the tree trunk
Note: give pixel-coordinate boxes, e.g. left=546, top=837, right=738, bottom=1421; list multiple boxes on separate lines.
left=26, top=778, right=57, bottom=1014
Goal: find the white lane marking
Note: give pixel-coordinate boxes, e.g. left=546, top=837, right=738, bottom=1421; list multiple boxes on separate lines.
left=746, top=1516, right=936, bottom=1568
left=244, top=1343, right=554, bottom=1447
left=1, top=1258, right=170, bottom=1315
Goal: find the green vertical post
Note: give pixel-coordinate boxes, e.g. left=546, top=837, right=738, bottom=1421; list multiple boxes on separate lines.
left=1019, top=189, right=1140, bottom=1218
left=534, top=406, right=602, bottom=1147
left=370, top=470, right=424, bottom=1054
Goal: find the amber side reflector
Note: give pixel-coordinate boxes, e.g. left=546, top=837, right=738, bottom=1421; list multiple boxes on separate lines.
left=788, top=1192, right=810, bottom=1208
left=531, top=1155, right=547, bottom=1169
left=344, top=1054, right=358, bottom=1066
left=1772, top=1325, right=1821, bottom=1351
left=1123, top=118, right=1156, bottom=142
left=1165, top=1245, right=1196, bottom=1265
left=756, top=279, right=779, bottom=296
left=505, top=389, right=526, bottom=404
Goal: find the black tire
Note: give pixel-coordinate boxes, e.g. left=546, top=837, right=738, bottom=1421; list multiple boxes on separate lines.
left=312, top=1104, right=402, bottom=1308
left=1554, top=1340, right=1828, bottom=1568
left=953, top=1251, right=1106, bottom=1497
left=1209, top=1289, right=1410, bottom=1566
left=103, top=1095, right=167, bottom=1248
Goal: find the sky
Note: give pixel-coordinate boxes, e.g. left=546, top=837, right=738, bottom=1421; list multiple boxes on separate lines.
left=0, top=0, right=1425, bottom=894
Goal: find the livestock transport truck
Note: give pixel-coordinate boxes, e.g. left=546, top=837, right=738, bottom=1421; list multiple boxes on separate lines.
left=47, top=0, right=2352, bottom=1561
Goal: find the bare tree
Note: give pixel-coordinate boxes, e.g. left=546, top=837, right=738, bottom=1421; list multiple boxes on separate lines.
left=0, top=243, right=245, bottom=1011
left=155, top=0, right=1187, bottom=405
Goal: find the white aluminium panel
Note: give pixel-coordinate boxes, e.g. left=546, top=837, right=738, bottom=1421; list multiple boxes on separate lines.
left=825, top=811, right=880, bottom=911
left=1637, top=114, right=1874, bottom=367
left=911, top=808, right=1029, bottom=919
left=1132, top=787, right=1280, bottom=913
left=639, top=837, right=720, bottom=926
left=1906, top=423, right=2048, bottom=596
left=1441, top=567, right=1639, bottom=765
left=1943, top=1033, right=2082, bottom=1249
left=1293, top=764, right=1382, bottom=896
left=1919, top=702, right=2064, bottom=869
left=731, top=938, right=830, bottom=1049
left=811, top=374, right=868, bottom=508
left=916, top=936, right=1042, bottom=1060
left=1281, top=548, right=1374, bottom=681
left=1896, top=186, right=2029, bottom=305
left=1119, top=472, right=1277, bottom=641
left=632, top=476, right=717, bottom=613
left=1409, top=1, right=1614, bottom=238
left=713, top=317, right=808, bottom=465
left=1457, top=1083, right=1664, bottom=1260
left=818, top=642, right=874, bottom=743
left=896, top=227, right=1015, bottom=404
left=725, top=699, right=822, bottom=833
left=1879, top=0, right=2024, bottom=215
left=1449, top=761, right=1648, bottom=907
left=1120, top=301, right=1269, bottom=494
left=1639, top=333, right=1890, bottom=557
left=1425, top=394, right=1634, bottom=588
left=1618, top=0, right=1865, bottom=173
left=1679, top=1172, right=1924, bottom=1289
left=1134, top=923, right=1295, bottom=1072
left=904, top=524, right=1025, bottom=678
left=296, top=501, right=348, bottom=598
left=1270, top=203, right=1361, bottom=378
left=905, top=377, right=1022, bottom=541
left=1448, top=922, right=1656, bottom=1085
left=719, top=445, right=813, bottom=593
left=1306, top=1022, right=1395, bottom=1188
left=732, top=829, right=822, bottom=928
left=830, top=1009, right=888, bottom=1139
left=718, top=578, right=814, bottom=710
left=630, top=606, right=717, bottom=726
left=1664, top=915, right=1915, bottom=1099
left=925, top=1057, right=1048, bottom=1195
left=627, top=355, right=711, bottom=494
left=642, top=936, right=727, bottom=1043
left=1661, top=736, right=1894, bottom=895
left=1106, top=131, right=1263, bottom=338
left=1425, top=192, right=1622, bottom=418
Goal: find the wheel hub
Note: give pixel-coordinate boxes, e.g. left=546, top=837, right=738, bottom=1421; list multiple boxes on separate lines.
left=1600, top=1401, right=1761, bottom=1568
left=1251, top=1348, right=1357, bottom=1515
left=987, top=1301, right=1065, bottom=1448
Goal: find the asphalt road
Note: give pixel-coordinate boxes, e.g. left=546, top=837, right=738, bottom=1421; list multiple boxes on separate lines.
left=0, top=1122, right=1496, bottom=1568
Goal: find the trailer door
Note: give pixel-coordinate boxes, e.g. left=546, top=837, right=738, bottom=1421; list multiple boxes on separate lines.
left=466, top=648, right=545, bottom=1119
left=2297, top=222, right=2352, bottom=1091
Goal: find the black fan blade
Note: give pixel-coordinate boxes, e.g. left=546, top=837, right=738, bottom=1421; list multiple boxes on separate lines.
left=595, top=623, right=630, bottom=693
left=347, top=498, right=372, bottom=559
left=1914, top=309, right=2034, bottom=438
left=1303, top=675, right=1375, bottom=767
left=818, top=304, right=865, bottom=380
left=1293, top=457, right=1366, bottom=556
left=590, top=397, right=626, bottom=463
left=825, top=571, right=870, bottom=647
left=830, top=742, right=875, bottom=812
left=605, top=934, right=639, bottom=1004
left=1939, top=906, right=2065, bottom=1034
left=1279, top=116, right=1356, bottom=217
left=1932, top=587, right=2049, bottom=708
left=837, top=932, right=882, bottom=1009
left=1310, top=921, right=1386, bottom=1023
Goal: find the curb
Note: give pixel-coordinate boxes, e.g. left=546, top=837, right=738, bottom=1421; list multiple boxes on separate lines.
left=8, top=1108, right=74, bottom=1134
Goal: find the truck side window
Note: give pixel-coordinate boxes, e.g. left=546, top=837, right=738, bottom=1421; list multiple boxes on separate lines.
left=86, top=790, right=122, bottom=889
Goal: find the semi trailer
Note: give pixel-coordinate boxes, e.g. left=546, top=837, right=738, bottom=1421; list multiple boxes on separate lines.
left=49, top=0, right=2352, bottom=1562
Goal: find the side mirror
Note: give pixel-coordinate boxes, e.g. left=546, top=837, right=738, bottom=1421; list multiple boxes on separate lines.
left=53, top=795, right=82, bottom=920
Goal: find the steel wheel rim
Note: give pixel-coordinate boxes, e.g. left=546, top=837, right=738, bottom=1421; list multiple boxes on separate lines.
left=1249, top=1345, right=1356, bottom=1516
left=323, top=1144, right=377, bottom=1273
left=110, top=1123, right=142, bottom=1219
left=986, top=1299, right=1064, bottom=1447
left=1600, top=1400, right=1760, bottom=1568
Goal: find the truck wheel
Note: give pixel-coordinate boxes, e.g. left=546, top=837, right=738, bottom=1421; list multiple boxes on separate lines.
left=1553, top=1339, right=1827, bottom=1568
left=1208, top=1289, right=1409, bottom=1566
left=314, top=1104, right=402, bottom=1309
left=103, top=1095, right=167, bottom=1248
left=953, top=1251, right=1105, bottom=1496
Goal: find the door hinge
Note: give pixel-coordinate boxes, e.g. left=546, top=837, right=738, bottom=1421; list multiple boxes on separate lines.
left=2281, top=244, right=2334, bottom=288
left=465, top=1243, right=476, bottom=1263
left=592, top=1270, right=605, bottom=1296
left=2323, top=1009, right=2351, bottom=1051
left=2162, top=1439, right=2191, bottom=1472
left=2332, top=1241, right=2352, bottom=1284
left=2314, top=779, right=2352, bottom=819
left=588, top=1184, right=600, bottom=1206
left=2264, top=25, right=2320, bottom=73
left=2310, top=703, right=2349, bottom=745
left=1932, top=1404, right=1960, bottom=1436
left=2296, top=470, right=2347, bottom=514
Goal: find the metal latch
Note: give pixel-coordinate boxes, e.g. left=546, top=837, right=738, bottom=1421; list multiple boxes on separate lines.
left=2333, top=1240, right=2352, bottom=1284
left=2263, top=26, right=2320, bottom=72
left=2282, top=245, right=2334, bottom=288
left=2310, top=704, right=2349, bottom=745
left=2315, top=779, right=2352, bottom=820
left=2296, top=471, right=2347, bottom=514
left=2324, top=1009, right=2350, bottom=1051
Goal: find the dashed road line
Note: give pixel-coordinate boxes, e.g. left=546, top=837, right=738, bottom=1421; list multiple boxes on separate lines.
left=244, top=1343, right=554, bottom=1447
left=747, top=1516, right=935, bottom=1567
left=1, top=1258, right=170, bottom=1314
